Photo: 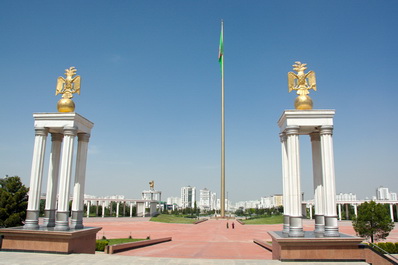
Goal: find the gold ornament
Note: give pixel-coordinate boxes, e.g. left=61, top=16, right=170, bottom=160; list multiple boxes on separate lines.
left=287, top=62, right=316, bottom=110
left=55, top=67, right=81, bottom=112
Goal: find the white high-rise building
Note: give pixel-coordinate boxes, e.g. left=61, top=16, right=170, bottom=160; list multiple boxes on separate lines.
left=336, top=192, right=357, bottom=201
left=181, top=186, right=196, bottom=208
left=210, top=192, right=217, bottom=210
left=166, top=197, right=181, bottom=206
left=199, top=188, right=211, bottom=210
left=377, top=186, right=390, bottom=200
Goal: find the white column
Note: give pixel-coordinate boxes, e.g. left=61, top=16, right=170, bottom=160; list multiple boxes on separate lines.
left=116, top=201, right=120, bottom=217
left=71, top=133, right=90, bottom=229
left=44, top=133, right=63, bottom=227
left=137, top=202, right=145, bottom=217
left=353, top=204, right=358, bottom=216
left=320, top=125, right=339, bottom=237
left=86, top=201, right=91, bottom=218
left=338, top=204, right=342, bottom=221
left=130, top=203, right=133, bottom=218
left=390, top=204, right=394, bottom=222
left=102, top=201, right=105, bottom=218
left=25, top=127, right=48, bottom=229
left=286, top=126, right=304, bottom=237
left=309, top=204, right=313, bottom=219
left=310, top=132, right=325, bottom=234
left=55, top=127, right=77, bottom=231
left=280, top=133, right=290, bottom=234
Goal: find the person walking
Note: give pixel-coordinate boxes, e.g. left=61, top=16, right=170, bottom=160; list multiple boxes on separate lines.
left=232, top=222, right=235, bottom=229
left=226, top=222, right=229, bottom=229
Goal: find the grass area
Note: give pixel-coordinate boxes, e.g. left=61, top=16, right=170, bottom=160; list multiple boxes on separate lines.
left=107, top=238, right=145, bottom=245
left=240, top=215, right=283, bottom=225
left=150, top=214, right=198, bottom=224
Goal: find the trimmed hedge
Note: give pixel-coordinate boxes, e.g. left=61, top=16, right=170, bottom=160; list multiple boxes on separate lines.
left=370, top=242, right=398, bottom=254
left=96, top=240, right=109, bottom=251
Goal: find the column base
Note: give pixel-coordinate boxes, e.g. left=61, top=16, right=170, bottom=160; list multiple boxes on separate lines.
left=288, top=216, right=304, bottom=237
left=324, top=215, right=339, bottom=237
left=282, top=215, right=290, bottom=234
left=70, top=210, right=84, bottom=229
left=43, top=209, right=56, bottom=227
left=54, top=211, right=70, bottom=231
left=24, top=210, right=40, bottom=230
left=314, top=214, right=325, bottom=234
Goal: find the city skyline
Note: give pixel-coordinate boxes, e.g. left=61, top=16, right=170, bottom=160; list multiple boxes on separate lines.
left=1, top=1, right=397, bottom=202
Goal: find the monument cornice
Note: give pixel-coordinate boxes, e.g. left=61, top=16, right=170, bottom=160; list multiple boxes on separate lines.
left=278, top=109, right=335, bottom=134
left=33, top=113, right=94, bottom=134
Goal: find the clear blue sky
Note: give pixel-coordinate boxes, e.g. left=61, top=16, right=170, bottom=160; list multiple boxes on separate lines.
left=1, top=1, right=397, bottom=202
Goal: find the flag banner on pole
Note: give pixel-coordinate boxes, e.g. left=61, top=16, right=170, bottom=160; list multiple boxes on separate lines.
left=218, top=21, right=223, bottom=71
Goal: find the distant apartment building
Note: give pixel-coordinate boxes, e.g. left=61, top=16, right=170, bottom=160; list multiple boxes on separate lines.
left=210, top=192, right=217, bottom=210
left=377, top=186, right=391, bottom=200
left=199, top=188, right=211, bottom=211
left=336, top=192, right=357, bottom=201
left=235, top=200, right=260, bottom=209
left=181, top=186, right=196, bottom=208
left=216, top=198, right=232, bottom=211
left=165, top=197, right=181, bottom=211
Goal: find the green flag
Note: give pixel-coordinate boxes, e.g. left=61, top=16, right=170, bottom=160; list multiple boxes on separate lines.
left=218, top=21, right=223, bottom=71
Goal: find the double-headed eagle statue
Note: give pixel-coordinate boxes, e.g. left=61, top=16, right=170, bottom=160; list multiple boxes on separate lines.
left=288, top=62, right=316, bottom=110
left=55, top=66, right=81, bottom=112
left=149, top=180, right=155, bottom=190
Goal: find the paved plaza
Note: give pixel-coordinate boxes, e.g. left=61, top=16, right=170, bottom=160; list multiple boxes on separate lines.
left=1, top=217, right=398, bottom=264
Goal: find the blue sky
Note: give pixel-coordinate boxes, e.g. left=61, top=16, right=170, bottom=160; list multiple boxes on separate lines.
left=1, top=1, right=397, bottom=202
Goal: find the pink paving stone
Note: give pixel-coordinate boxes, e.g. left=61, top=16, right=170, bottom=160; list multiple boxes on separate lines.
left=83, top=217, right=398, bottom=260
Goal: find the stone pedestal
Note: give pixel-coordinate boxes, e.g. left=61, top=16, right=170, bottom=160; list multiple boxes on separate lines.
left=269, top=231, right=363, bottom=261
left=0, top=226, right=101, bottom=254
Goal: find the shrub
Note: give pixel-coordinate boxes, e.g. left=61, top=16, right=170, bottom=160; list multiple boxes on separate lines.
left=96, top=240, right=109, bottom=251
left=377, top=242, right=386, bottom=252
left=384, top=242, right=397, bottom=254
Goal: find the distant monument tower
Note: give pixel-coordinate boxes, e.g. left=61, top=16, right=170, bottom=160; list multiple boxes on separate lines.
left=142, top=180, right=162, bottom=202
left=139, top=180, right=162, bottom=217
left=279, top=62, right=339, bottom=237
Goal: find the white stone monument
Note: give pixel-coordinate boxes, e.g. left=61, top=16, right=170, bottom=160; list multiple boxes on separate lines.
left=278, top=62, right=339, bottom=237
left=24, top=67, right=94, bottom=231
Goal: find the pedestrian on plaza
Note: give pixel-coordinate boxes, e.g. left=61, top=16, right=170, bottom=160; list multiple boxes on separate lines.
left=232, top=222, right=235, bottom=229
left=226, top=222, right=229, bottom=229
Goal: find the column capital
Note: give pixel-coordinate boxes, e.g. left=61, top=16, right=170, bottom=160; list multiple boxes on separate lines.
left=279, top=132, right=287, bottom=142
left=320, top=125, right=333, bottom=135
left=309, top=131, right=320, bottom=142
left=77, top=133, right=91, bottom=142
left=63, top=126, right=77, bottom=136
left=285, top=126, right=300, bottom=135
left=35, top=127, right=48, bottom=136
left=51, top=133, right=64, bottom=142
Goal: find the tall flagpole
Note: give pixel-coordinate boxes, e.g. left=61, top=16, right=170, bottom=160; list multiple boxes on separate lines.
left=219, top=20, right=225, bottom=217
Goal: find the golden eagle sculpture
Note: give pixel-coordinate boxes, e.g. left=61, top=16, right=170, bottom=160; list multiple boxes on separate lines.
left=288, top=62, right=316, bottom=110
left=55, top=66, right=81, bottom=112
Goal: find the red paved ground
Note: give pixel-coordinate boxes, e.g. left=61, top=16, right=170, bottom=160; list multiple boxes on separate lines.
left=83, top=217, right=398, bottom=259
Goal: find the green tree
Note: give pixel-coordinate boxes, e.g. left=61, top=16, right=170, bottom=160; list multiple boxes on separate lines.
left=0, top=176, right=29, bottom=228
left=352, top=201, right=395, bottom=243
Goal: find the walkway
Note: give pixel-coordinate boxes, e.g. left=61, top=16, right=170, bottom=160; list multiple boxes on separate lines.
left=87, top=217, right=274, bottom=259
left=2, top=217, right=397, bottom=264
